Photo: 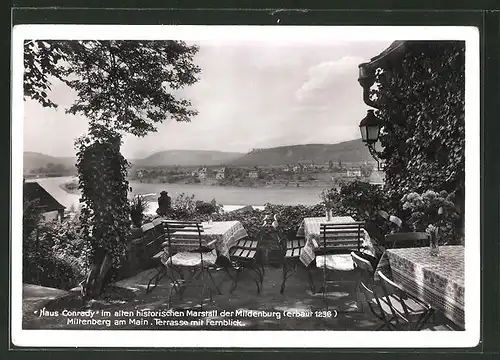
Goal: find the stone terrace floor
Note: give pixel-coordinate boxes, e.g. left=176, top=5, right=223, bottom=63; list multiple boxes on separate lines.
left=23, top=264, right=449, bottom=331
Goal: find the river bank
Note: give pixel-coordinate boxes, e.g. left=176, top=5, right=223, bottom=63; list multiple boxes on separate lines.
left=29, top=176, right=330, bottom=211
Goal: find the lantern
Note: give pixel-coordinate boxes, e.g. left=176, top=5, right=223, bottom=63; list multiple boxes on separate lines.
left=359, top=110, right=382, bottom=145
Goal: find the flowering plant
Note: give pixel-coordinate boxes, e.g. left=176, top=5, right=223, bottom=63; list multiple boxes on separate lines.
left=320, top=188, right=341, bottom=210
left=401, top=190, right=460, bottom=244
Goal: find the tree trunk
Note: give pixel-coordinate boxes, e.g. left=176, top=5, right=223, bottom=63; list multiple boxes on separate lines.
left=82, top=249, right=114, bottom=298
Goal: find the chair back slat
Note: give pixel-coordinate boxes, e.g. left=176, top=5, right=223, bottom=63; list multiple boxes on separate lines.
left=385, top=232, right=430, bottom=248
left=141, top=225, right=156, bottom=247
left=163, top=221, right=204, bottom=253
left=319, top=222, right=364, bottom=252
left=152, top=218, right=165, bottom=236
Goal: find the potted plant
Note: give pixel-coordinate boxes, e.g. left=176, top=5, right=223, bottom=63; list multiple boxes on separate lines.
left=130, top=195, right=149, bottom=229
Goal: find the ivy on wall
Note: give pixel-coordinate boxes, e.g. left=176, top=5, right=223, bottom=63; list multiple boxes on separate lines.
left=373, top=41, right=465, bottom=205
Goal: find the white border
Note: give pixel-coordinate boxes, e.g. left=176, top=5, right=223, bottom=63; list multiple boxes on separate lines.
left=11, top=25, right=480, bottom=348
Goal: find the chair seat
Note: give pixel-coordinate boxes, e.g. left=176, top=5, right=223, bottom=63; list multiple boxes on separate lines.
left=374, top=295, right=428, bottom=317
left=229, top=238, right=258, bottom=259
left=316, top=254, right=355, bottom=271
left=163, top=250, right=217, bottom=267
left=284, top=238, right=305, bottom=258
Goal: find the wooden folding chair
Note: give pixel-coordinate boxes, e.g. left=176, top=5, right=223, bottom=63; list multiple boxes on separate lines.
left=148, top=221, right=222, bottom=309
left=376, top=271, right=433, bottom=330
left=314, top=222, right=365, bottom=311
left=226, top=237, right=264, bottom=294
left=385, top=232, right=430, bottom=249
left=280, top=236, right=315, bottom=294
left=152, top=218, right=165, bottom=244
left=140, top=222, right=162, bottom=266
left=351, top=252, right=393, bottom=330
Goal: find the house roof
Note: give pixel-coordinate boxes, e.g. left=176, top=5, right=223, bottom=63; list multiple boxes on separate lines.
left=365, top=40, right=408, bottom=69
left=24, top=181, right=66, bottom=212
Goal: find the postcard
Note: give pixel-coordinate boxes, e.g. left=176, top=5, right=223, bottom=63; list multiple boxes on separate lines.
left=12, top=24, right=480, bottom=348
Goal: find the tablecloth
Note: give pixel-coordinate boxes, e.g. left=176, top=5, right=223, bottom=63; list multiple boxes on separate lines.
left=161, top=220, right=248, bottom=258
left=375, top=245, right=465, bottom=328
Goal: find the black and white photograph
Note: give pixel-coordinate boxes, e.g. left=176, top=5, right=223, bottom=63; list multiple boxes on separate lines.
left=11, top=25, right=480, bottom=348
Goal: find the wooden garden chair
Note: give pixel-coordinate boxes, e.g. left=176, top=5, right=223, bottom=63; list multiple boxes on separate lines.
left=314, top=221, right=365, bottom=311
left=147, top=221, right=222, bottom=309
left=140, top=222, right=163, bottom=267
left=225, top=236, right=264, bottom=294
left=376, top=270, right=433, bottom=330
left=280, top=236, right=315, bottom=294
left=385, top=232, right=430, bottom=249
left=351, top=251, right=394, bottom=330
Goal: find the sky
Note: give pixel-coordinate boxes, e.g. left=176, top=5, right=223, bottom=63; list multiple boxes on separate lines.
left=23, top=39, right=393, bottom=159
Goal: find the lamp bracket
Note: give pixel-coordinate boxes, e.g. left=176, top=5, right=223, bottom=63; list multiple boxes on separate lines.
left=366, top=143, right=384, bottom=171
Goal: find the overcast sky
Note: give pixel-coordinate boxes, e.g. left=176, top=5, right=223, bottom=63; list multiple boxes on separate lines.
left=23, top=39, right=392, bottom=159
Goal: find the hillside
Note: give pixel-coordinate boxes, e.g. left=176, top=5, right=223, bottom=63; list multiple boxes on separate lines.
left=230, top=139, right=373, bottom=166
left=23, top=152, right=76, bottom=173
left=135, top=150, right=244, bottom=167
left=24, top=139, right=373, bottom=171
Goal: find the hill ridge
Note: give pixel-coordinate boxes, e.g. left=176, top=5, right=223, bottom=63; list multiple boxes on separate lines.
left=24, top=138, right=373, bottom=170
left=230, top=139, right=372, bottom=166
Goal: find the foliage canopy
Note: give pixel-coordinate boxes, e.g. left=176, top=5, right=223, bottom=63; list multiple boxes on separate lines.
left=24, top=40, right=201, bottom=136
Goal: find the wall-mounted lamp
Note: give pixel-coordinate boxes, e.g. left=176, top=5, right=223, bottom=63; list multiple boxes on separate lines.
left=359, top=109, right=384, bottom=171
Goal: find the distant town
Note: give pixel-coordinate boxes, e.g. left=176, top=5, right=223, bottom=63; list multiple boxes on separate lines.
left=130, top=161, right=385, bottom=188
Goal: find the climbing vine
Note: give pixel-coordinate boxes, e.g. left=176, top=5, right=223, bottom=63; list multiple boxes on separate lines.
left=374, top=41, right=465, bottom=204
left=75, top=125, right=131, bottom=284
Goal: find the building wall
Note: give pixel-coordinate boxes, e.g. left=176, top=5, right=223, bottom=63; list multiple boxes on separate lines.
left=42, top=210, right=62, bottom=222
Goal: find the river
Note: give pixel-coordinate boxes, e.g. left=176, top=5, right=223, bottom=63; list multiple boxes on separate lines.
left=27, top=176, right=329, bottom=213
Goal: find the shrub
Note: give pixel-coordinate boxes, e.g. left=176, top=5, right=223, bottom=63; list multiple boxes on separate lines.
left=211, top=208, right=266, bottom=241
left=23, top=196, right=42, bottom=244
left=262, top=203, right=325, bottom=241
left=23, top=249, right=83, bottom=290
left=195, top=199, right=222, bottom=215
left=401, top=189, right=460, bottom=244
left=170, top=192, right=197, bottom=219
left=337, top=180, right=393, bottom=221
left=23, top=216, right=88, bottom=290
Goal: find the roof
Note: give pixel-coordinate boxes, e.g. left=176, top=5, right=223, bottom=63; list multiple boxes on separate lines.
left=24, top=182, right=65, bottom=212
left=364, top=40, right=408, bottom=69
